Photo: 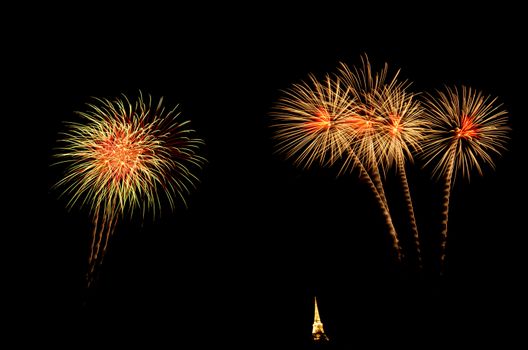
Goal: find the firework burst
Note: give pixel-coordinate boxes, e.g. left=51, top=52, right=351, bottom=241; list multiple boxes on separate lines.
left=373, top=86, right=428, bottom=267
left=54, top=92, right=205, bottom=286
left=336, top=56, right=415, bottom=261
left=272, top=60, right=406, bottom=262
left=422, top=86, right=509, bottom=271
left=271, top=73, right=359, bottom=169
left=336, top=55, right=411, bottom=171
left=374, top=87, right=426, bottom=172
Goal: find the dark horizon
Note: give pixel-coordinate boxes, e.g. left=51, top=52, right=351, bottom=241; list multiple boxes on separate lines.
left=11, top=6, right=526, bottom=348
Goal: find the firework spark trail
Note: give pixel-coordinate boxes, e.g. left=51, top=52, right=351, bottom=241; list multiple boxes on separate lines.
left=339, top=147, right=402, bottom=261
left=376, top=87, right=427, bottom=268
left=397, top=153, right=422, bottom=268
left=355, top=133, right=404, bottom=260
left=422, top=86, right=509, bottom=272
left=368, top=161, right=403, bottom=261
left=438, top=145, right=456, bottom=272
left=87, top=203, right=118, bottom=286
left=54, top=92, right=205, bottom=286
left=337, top=56, right=412, bottom=261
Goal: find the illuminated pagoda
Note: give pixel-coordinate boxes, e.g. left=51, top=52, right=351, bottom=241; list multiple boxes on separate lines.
left=312, top=297, right=329, bottom=343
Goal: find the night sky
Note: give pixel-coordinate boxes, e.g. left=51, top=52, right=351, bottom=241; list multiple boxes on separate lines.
left=12, top=5, right=526, bottom=348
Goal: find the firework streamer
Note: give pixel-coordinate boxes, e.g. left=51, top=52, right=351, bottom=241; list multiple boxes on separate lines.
left=338, top=131, right=403, bottom=261
left=54, top=92, right=205, bottom=286
left=342, top=149, right=402, bottom=260
left=271, top=71, right=403, bottom=262
left=422, top=86, right=509, bottom=273
left=336, top=56, right=411, bottom=261
left=375, top=86, right=428, bottom=268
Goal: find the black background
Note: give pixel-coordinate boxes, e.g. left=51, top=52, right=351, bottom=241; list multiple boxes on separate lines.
left=10, top=4, right=527, bottom=348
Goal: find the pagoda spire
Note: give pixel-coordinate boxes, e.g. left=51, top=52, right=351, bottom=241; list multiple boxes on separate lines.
left=312, top=297, right=329, bottom=342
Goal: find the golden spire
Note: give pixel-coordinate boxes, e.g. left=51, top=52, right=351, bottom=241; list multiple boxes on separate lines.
left=312, top=297, right=329, bottom=342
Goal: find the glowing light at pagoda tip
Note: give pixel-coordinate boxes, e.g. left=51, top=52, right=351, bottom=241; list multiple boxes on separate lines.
left=312, top=297, right=329, bottom=343
left=53, top=91, right=206, bottom=286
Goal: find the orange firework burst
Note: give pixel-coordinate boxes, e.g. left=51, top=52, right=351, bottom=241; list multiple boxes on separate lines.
left=54, top=92, right=205, bottom=286
left=374, top=87, right=427, bottom=172
left=422, top=86, right=509, bottom=271
left=336, top=55, right=409, bottom=171
left=423, top=86, right=510, bottom=181
left=272, top=59, right=407, bottom=262
left=370, top=86, right=430, bottom=267
left=271, top=73, right=358, bottom=169
left=336, top=56, right=416, bottom=261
